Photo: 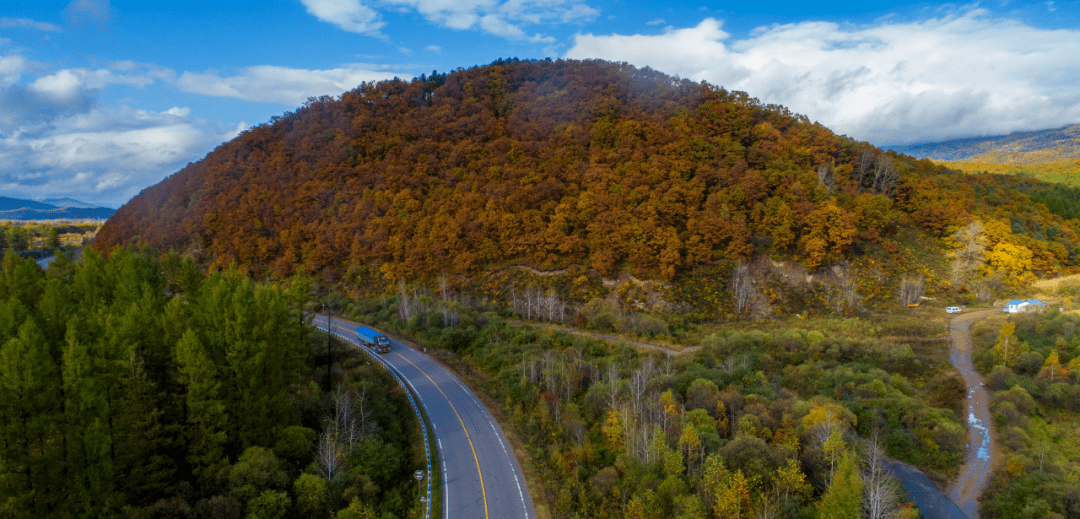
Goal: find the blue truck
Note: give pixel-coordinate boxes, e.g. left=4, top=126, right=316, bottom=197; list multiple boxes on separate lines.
left=356, top=326, right=391, bottom=353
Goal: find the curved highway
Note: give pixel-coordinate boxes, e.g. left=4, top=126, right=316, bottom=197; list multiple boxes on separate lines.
left=312, top=315, right=535, bottom=519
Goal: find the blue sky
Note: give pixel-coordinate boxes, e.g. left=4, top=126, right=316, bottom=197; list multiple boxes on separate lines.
left=2, top=0, right=1078, bottom=207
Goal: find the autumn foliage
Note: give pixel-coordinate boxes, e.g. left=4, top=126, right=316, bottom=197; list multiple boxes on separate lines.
left=95, top=59, right=1080, bottom=283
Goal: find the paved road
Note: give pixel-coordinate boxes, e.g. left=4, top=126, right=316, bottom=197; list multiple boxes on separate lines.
left=946, top=309, right=999, bottom=519
left=888, top=461, right=968, bottom=519
left=312, top=315, right=536, bottom=519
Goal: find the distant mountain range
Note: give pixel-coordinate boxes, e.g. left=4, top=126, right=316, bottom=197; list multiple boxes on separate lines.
left=888, top=123, right=1080, bottom=163
left=41, top=197, right=101, bottom=209
left=0, top=196, right=115, bottom=220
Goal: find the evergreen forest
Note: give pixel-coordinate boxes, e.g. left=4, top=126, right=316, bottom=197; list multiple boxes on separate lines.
left=0, top=249, right=425, bottom=518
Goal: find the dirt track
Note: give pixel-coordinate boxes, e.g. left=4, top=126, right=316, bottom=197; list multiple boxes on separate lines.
left=946, top=309, right=1000, bottom=519
left=518, top=311, right=1000, bottom=518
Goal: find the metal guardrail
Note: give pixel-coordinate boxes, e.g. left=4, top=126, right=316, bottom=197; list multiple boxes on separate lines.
left=326, top=325, right=435, bottom=519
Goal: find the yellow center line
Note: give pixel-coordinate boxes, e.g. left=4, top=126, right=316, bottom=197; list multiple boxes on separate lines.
left=323, top=318, right=489, bottom=517
left=395, top=351, right=489, bottom=519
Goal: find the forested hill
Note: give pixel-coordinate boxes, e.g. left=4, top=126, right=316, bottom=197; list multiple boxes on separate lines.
left=95, top=58, right=1080, bottom=283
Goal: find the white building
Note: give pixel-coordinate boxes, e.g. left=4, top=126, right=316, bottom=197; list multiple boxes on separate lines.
left=1003, top=299, right=1047, bottom=314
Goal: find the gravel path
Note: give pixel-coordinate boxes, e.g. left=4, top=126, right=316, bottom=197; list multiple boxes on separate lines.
left=946, top=309, right=1000, bottom=519
left=516, top=311, right=998, bottom=519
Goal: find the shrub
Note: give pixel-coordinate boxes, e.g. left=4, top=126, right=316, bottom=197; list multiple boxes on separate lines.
left=986, top=366, right=1016, bottom=391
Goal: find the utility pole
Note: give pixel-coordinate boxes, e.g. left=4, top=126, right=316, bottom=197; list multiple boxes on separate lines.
left=326, top=301, right=332, bottom=388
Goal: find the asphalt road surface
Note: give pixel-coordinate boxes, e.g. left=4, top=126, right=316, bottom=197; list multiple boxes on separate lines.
left=312, top=315, right=536, bottom=519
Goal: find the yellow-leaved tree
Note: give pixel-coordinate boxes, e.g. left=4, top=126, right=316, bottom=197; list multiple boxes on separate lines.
left=1041, top=350, right=1064, bottom=382
left=992, top=321, right=1026, bottom=367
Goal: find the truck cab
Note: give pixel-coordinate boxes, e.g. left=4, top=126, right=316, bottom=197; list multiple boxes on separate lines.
left=373, top=335, right=391, bottom=353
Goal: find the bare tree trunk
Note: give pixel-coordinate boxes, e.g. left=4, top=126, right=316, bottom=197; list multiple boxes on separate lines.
left=630, top=357, right=653, bottom=423
left=873, top=155, right=898, bottom=198
left=544, top=288, right=560, bottom=322
left=606, top=363, right=621, bottom=410
left=729, top=262, right=754, bottom=316
left=534, top=285, right=543, bottom=322
left=948, top=220, right=988, bottom=290
left=898, top=273, right=924, bottom=307
left=817, top=165, right=836, bottom=194
left=855, top=149, right=875, bottom=192
left=863, top=439, right=901, bottom=519
left=316, top=429, right=345, bottom=482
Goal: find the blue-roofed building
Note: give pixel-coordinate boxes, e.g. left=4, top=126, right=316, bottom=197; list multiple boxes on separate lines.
left=1004, top=299, right=1047, bottom=314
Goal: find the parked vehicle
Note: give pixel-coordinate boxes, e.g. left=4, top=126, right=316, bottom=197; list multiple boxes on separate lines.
left=356, top=326, right=391, bottom=353
left=946, top=306, right=962, bottom=314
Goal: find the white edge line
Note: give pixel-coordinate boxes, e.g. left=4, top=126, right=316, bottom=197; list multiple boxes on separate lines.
left=320, top=319, right=441, bottom=519
left=489, top=418, right=530, bottom=518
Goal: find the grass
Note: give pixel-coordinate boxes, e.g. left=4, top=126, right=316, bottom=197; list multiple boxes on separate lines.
left=939, top=159, right=1080, bottom=187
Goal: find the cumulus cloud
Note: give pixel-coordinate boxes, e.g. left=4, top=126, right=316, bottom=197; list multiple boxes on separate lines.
left=0, top=53, right=406, bottom=205
left=177, top=65, right=398, bottom=105
left=0, top=55, right=230, bottom=206
left=565, top=9, right=1080, bottom=145
left=0, top=17, right=63, bottom=32
left=0, top=64, right=179, bottom=135
left=0, top=106, right=235, bottom=206
left=0, top=55, right=29, bottom=87
left=300, top=0, right=384, bottom=35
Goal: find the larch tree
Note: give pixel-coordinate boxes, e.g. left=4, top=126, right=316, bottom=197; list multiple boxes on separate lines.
left=816, top=450, right=863, bottom=519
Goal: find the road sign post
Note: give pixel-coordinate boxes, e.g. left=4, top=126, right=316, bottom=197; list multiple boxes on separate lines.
left=414, top=470, right=424, bottom=507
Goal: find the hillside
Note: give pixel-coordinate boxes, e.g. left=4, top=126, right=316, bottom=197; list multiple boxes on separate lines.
left=889, top=123, right=1080, bottom=162
left=890, top=124, right=1080, bottom=188
left=96, top=59, right=1080, bottom=298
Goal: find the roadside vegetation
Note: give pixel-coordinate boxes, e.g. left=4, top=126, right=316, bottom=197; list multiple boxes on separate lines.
left=0, top=249, right=425, bottom=519
left=970, top=289, right=1080, bottom=519
left=340, top=287, right=970, bottom=518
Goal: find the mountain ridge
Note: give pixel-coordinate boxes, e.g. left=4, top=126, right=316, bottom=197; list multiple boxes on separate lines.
left=95, top=58, right=1080, bottom=288
left=0, top=196, right=115, bottom=220
left=889, top=123, right=1080, bottom=162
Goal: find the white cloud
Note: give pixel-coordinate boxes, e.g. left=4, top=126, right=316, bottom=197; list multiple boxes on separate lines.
left=426, top=45, right=441, bottom=52
left=164, top=106, right=190, bottom=117
left=303, top=0, right=598, bottom=41
left=177, top=65, right=399, bottom=105
left=0, top=55, right=29, bottom=87
left=0, top=17, right=63, bottom=32
left=301, top=0, right=384, bottom=35
left=63, top=0, right=112, bottom=30
left=0, top=106, right=233, bottom=206
left=646, top=18, right=664, bottom=26
left=29, top=70, right=84, bottom=101
left=565, top=10, right=1080, bottom=145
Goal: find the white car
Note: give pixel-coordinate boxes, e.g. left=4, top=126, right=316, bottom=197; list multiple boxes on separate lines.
left=946, top=306, right=962, bottom=314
